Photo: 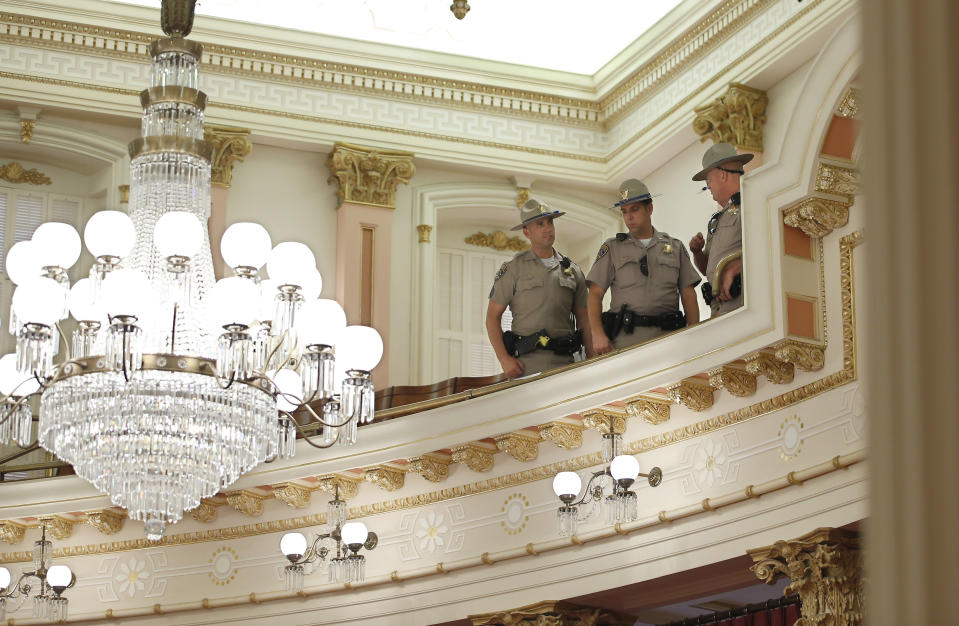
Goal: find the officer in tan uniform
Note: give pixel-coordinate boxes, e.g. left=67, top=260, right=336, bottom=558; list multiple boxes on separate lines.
left=587, top=179, right=700, bottom=354
left=486, top=199, right=592, bottom=378
left=690, top=142, right=752, bottom=317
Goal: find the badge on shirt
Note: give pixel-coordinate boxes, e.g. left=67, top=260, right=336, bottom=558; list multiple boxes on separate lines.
left=663, top=243, right=673, bottom=255
left=595, top=243, right=610, bottom=262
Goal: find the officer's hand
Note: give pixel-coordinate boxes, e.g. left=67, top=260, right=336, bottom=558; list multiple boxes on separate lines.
left=719, top=268, right=740, bottom=302
left=499, top=355, right=525, bottom=379
left=690, top=232, right=705, bottom=255
left=593, top=333, right=614, bottom=356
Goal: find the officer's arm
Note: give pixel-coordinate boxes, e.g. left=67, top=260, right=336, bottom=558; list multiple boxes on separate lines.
left=485, top=300, right=524, bottom=378
left=718, top=257, right=743, bottom=301
left=680, top=285, right=700, bottom=326
left=587, top=283, right=614, bottom=355
left=574, top=307, right=594, bottom=358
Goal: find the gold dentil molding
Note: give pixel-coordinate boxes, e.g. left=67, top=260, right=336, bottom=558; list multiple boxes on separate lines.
left=272, top=484, right=312, bottom=509
left=464, top=231, right=530, bottom=252
left=407, top=454, right=452, bottom=483
left=707, top=365, right=758, bottom=397
left=692, top=83, right=768, bottom=152
left=86, top=509, right=127, bottom=535
left=0, top=161, right=52, bottom=185
left=749, top=527, right=863, bottom=625
left=204, top=125, right=252, bottom=188
left=326, top=142, right=415, bottom=210
left=744, top=350, right=795, bottom=384
left=416, top=224, right=433, bottom=244
left=537, top=421, right=585, bottom=449
left=494, top=432, right=541, bottom=463
left=783, top=196, right=850, bottom=238
left=623, top=395, right=671, bottom=425
left=666, top=379, right=715, bottom=412
left=364, top=466, right=406, bottom=492
left=451, top=443, right=496, bottom=473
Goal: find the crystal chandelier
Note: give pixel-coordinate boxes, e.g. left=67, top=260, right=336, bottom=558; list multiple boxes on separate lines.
left=551, top=415, right=663, bottom=536
left=0, top=0, right=381, bottom=541
left=0, top=522, right=75, bottom=623
left=279, top=487, right=378, bottom=591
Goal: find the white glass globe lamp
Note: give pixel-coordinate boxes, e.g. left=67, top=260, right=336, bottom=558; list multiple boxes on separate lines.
left=101, top=268, right=152, bottom=319
left=12, top=277, right=66, bottom=326
left=257, top=279, right=278, bottom=324
left=68, top=278, right=107, bottom=323
left=0, top=353, right=39, bottom=396
left=273, top=368, right=303, bottom=412
left=84, top=210, right=136, bottom=259
left=340, top=521, right=368, bottom=548
left=296, top=299, right=347, bottom=348
left=5, top=240, right=43, bottom=286
left=266, top=242, right=316, bottom=287
left=31, top=222, right=81, bottom=269
left=610, top=455, right=640, bottom=486
left=208, top=276, right=260, bottom=330
left=335, top=326, right=383, bottom=373
left=46, top=564, right=72, bottom=589
left=552, top=471, right=582, bottom=500
left=280, top=532, right=308, bottom=558
left=221, top=222, right=272, bottom=271
left=154, top=211, right=203, bottom=259
left=300, top=267, right=323, bottom=300
left=0, top=565, right=10, bottom=590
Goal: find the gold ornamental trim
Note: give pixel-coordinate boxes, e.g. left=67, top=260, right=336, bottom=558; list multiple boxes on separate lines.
left=139, top=85, right=207, bottom=110
left=407, top=454, right=451, bottom=483
left=316, top=474, right=361, bottom=500
left=744, top=350, right=795, bottom=384
left=707, top=365, right=758, bottom=397
left=149, top=36, right=203, bottom=60
left=20, top=119, right=34, bottom=143
left=537, top=421, right=584, bottom=449
left=190, top=499, right=221, bottom=523
left=205, top=125, right=252, bottom=188
left=783, top=196, right=850, bottom=238
left=815, top=162, right=859, bottom=198
left=225, top=491, right=265, bottom=517
left=774, top=339, right=826, bottom=372
left=692, top=82, right=768, bottom=151
left=0, top=521, right=26, bottom=544
left=494, top=432, right=541, bottom=463
left=451, top=443, right=496, bottom=473
left=464, top=231, right=530, bottom=252
left=623, top=395, right=671, bottom=425
left=836, top=87, right=860, bottom=119
left=580, top=409, right=628, bottom=435
left=666, top=379, right=715, bottom=412
left=470, top=599, right=635, bottom=626
left=326, top=142, right=415, bottom=210
left=364, top=466, right=406, bottom=492
left=0, top=161, right=51, bottom=185
left=272, top=484, right=312, bottom=509
left=40, top=516, right=77, bottom=541
left=86, top=509, right=127, bottom=535
left=416, top=224, right=433, bottom=244
left=128, top=136, right=216, bottom=162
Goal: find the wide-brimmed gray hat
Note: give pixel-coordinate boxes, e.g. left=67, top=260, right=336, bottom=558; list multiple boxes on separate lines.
left=612, top=178, right=660, bottom=209
left=511, top=198, right=565, bottom=231
left=691, top=142, right=754, bottom=181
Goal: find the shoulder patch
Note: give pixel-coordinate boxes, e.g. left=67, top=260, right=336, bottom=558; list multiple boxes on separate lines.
left=494, top=262, right=509, bottom=282
left=595, top=242, right=610, bottom=262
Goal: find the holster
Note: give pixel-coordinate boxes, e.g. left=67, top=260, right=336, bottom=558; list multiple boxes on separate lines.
left=701, top=274, right=742, bottom=307
left=548, top=329, right=584, bottom=356
left=504, top=329, right=550, bottom=357
left=658, top=310, right=687, bottom=331
left=601, top=304, right=628, bottom=339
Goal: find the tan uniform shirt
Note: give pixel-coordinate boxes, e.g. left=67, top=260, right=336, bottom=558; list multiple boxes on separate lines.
left=704, top=199, right=742, bottom=282
left=586, top=230, right=700, bottom=315
left=489, top=249, right=588, bottom=338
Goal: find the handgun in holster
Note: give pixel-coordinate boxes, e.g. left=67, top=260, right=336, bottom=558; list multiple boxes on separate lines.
left=658, top=310, right=687, bottom=331
left=601, top=304, right=627, bottom=339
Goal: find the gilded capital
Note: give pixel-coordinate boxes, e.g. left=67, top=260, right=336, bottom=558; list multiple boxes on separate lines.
left=494, top=432, right=541, bottom=462
left=624, top=395, right=671, bottom=425
left=226, top=490, right=265, bottom=517
left=749, top=527, right=862, bottom=626
left=407, top=454, right=452, bottom=483
left=40, top=516, right=77, bottom=541
left=86, top=509, right=127, bottom=535
left=580, top=409, right=628, bottom=435
left=364, top=465, right=406, bottom=492
left=775, top=339, right=825, bottom=372
left=273, top=483, right=312, bottom=509
left=416, top=224, right=433, bottom=243
left=707, top=365, right=757, bottom=397
left=316, top=474, right=361, bottom=500
left=666, top=380, right=715, bottom=412
left=783, top=196, right=850, bottom=238
left=326, top=142, right=415, bottom=209
left=815, top=162, right=859, bottom=198
left=1, top=161, right=51, bottom=185
left=451, top=443, right=496, bottom=473
left=0, top=521, right=26, bottom=544
left=744, top=350, right=795, bottom=384
left=692, top=83, right=768, bottom=152
left=537, top=421, right=584, bottom=449
left=118, top=184, right=130, bottom=203
left=204, top=125, right=252, bottom=188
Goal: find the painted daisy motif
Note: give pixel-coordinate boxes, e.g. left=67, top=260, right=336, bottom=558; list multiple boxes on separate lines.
left=693, top=439, right=727, bottom=487
left=414, top=511, right=448, bottom=554
left=115, top=556, right=149, bottom=598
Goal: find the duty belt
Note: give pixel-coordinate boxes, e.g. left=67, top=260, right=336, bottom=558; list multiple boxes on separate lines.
left=701, top=274, right=742, bottom=306
left=601, top=306, right=686, bottom=338
left=503, top=329, right=583, bottom=357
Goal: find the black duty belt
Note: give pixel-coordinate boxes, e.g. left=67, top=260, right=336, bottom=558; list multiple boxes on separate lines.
left=503, top=329, right=583, bottom=357
left=601, top=306, right=686, bottom=338
left=701, top=274, right=742, bottom=306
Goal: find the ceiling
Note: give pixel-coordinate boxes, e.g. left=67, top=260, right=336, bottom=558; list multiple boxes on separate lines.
left=105, top=0, right=685, bottom=74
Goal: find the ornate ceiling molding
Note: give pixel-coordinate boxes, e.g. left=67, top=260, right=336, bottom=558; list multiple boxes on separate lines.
left=774, top=339, right=826, bottom=372
left=0, top=161, right=51, bottom=185
left=836, top=87, right=860, bottom=119
left=407, top=453, right=451, bottom=483
left=316, top=474, right=362, bottom=500
left=707, top=365, right=758, bottom=397
left=464, top=231, right=530, bottom=252
left=666, top=379, right=715, bottom=412
left=783, top=196, right=850, bottom=238
left=623, top=395, right=671, bottom=425
left=494, top=432, right=541, bottom=463
left=537, top=421, right=585, bottom=449
left=580, top=409, right=628, bottom=435
left=364, top=466, right=406, bottom=492
left=86, top=509, right=127, bottom=535
left=272, top=483, right=312, bottom=509
left=226, top=490, right=266, bottom=517
left=451, top=443, right=497, bottom=473
left=815, top=162, right=859, bottom=198
left=744, top=350, right=795, bottom=384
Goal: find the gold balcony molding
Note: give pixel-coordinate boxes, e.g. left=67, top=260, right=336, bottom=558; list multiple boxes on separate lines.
left=815, top=162, right=859, bottom=198
left=40, top=516, right=77, bottom=541
left=469, top=600, right=634, bottom=626
left=86, top=509, right=127, bottom=535
left=464, top=231, right=530, bottom=252
left=624, top=395, right=671, bottom=425
left=20, top=119, right=34, bottom=143
left=494, top=432, right=541, bottom=462
left=316, top=474, right=362, bottom=500
left=836, top=87, right=860, bottom=119
left=537, top=421, right=585, bottom=449
left=0, top=521, right=26, bottom=545
left=708, top=365, right=758, bottom=397
left=226, top=490, right=266, bottom=517
left=774, top=339, right=826, bottom=372
left=744, top=350, right=795, bottom=384
left=580, top=409, right=628, bottom=435
left=272, top=483, right=312, bottom=509
left=749, top=527, right=863, bottom=625
left=692, top=83, right=768, bottom=152
left=204, top=125, right=252, bottom=188
left=407, top=453, right=452, bottom=483
left=451, top=443, right=496, bottom=473
left=416, top=224, right=433, bottom=244
left=666, top=379, right=715, bottom=412
left=0, top=161, right=52, bottom=185
left=364, top=466, right=406, bottom=492
left=191, top=498, right=221, bottom=523
left=326, top=142, right=415, bottom=210
left=783, top=196, right=850, bottom=238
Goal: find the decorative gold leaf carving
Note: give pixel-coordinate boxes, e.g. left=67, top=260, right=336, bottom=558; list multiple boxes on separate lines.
left=744, top=351, right=795, bottom=384
left=464, top=231, right=530, bottom=252
left=40, top=516, right=76, bottom=540
left=226, top=491, right=265, bottom=517
left=707, top=366, right=757, bottom=397
left=316, top=474, right=361, bottom=500
left=86, top=509, right=127, bottom=535
left=815, top=162, right=859, bottom=198
left=580, top=409, right=627, bottom=434
left=205, top=125, right=252, bottom=188
left=407, top=454, right=451, bottom=483
left=775, top=339, right=825, bottom=372
left=624, top=396, right=671, bottom=425
left=516, top=187, right=530, bottom=209
left=326, top=142, right=415, bottom=209
left=191, top=499, right=220, bottom=523
left=749, top=528, right=862, bottom=625
left=469, top=599, right=635, bottom=626
left=836, top=87, right=860, bottom=119
left=494, top=432, right=541, bottom=462
left=364, top=466, right=406, bottom=492
left=537, top=422, right=584, bottom=449
left=272, top=484, right=312, bottom=509
left=692, top=83, right=768, bottom=151
left=451, top=443, right=496, bottom=473
left=0, top=521, right=26, bottom=544
left=783, top=197, right=850, bottom=238
left=666, top=380, right=715, bottom=412
left=416, top=224, right=432, bottom=243
left=118, top=184, right=130, bottom=203
left=0, top=161, right=51, bottom=185
left=20, top=119, right=35, bottom=143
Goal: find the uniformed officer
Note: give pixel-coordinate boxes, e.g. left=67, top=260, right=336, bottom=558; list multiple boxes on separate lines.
left=486, top=199, right=592, bottom=378
left=690, top=142, right=752, bottom=317
left=587, top=179, right=700, bottom=355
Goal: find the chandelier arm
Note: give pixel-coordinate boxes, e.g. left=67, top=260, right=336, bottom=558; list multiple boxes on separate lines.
left=262, top=328, right=293, bottom=372
left=569, top=470, right=610, bottom=507
left=287, top=398, right=354, bottom=429
left=54, top=321, right=71, bottom=361
left=283, top=411, right=341, bottom=449
left=170, top=302, right=177, bottom=354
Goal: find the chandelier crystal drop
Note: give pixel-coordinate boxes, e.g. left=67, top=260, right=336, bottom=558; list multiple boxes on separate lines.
left=0, top=0, right=383, bottom=542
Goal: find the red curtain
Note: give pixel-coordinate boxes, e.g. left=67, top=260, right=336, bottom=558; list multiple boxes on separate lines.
left=708, top=603, right=800, bottom=626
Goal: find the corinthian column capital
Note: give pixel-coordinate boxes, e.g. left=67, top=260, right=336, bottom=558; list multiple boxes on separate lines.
left=204, top=125, right=252, bottom=188
left=693, top=82, right=769, bottom=152
left=326, top=142, right=415, bottom=209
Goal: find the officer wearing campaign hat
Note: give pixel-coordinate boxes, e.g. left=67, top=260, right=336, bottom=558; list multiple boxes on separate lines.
left=689, top=143, right=753, bottom=317
left=586, top=179, right=700, bottom=355
left=486, top=198, right=592, bottom=378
